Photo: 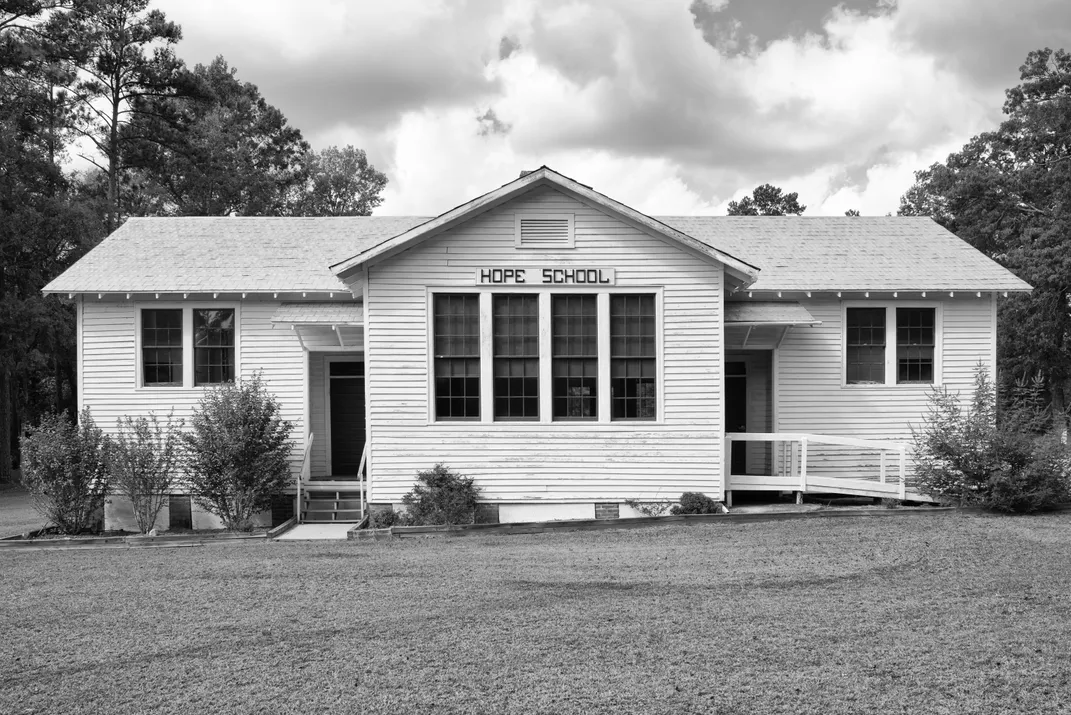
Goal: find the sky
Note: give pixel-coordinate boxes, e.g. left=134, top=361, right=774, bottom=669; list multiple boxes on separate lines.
left=152, top=0, right=1071, bottom=217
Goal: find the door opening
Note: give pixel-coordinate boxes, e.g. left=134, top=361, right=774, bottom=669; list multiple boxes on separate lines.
left=328, top=360, right=365, bottom=477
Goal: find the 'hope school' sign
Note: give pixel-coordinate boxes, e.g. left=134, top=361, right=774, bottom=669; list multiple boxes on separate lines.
left=475, top=267, right=616, bottom=285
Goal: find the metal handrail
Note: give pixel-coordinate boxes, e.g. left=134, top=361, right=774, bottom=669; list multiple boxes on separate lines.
left=356, top=442, right=369, bottom=521
left=297, top=433, right=314, bottom=523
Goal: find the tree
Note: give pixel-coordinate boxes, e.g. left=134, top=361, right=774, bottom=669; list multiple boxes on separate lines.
left=49, top=0, right=187, bottom=230
left=292, top=144, right=387, bottom=216
left=0, top=0, right=99, bottom=481
left=844, top=209, right=860, bottom=217
left=123, top=56, right=309, bottom=216
left=727, top=183, right=806, bottom=216
left=899, top=48, right=1071, bottom=421
left=107, top=412, right=181, bottom=533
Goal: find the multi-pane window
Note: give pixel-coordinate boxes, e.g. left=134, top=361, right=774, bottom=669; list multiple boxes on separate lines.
left=896, top=308, right=935, bottom=383
left=433, top=294, right=481, bottom=420
left=142, top=309, right=183, bottom=386
left=552, top=295, right=597, bottom=420
left=846, top=307, right=886, bottom=384
left=194, top=309, right=235, bottom=385
left=493, top=294, right=540, bottom=420
left=610, top=294, right=656, bottom=420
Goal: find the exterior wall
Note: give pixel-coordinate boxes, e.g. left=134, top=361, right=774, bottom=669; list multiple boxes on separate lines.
left=80, top=296, right=308, bottom=489
left=365, top=186, right=725, bottom=502
left=773, top=295, right=996, bottom=479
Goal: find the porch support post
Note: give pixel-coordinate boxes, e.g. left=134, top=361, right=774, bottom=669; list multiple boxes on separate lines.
left=898, top=446, right=907, bottom=499
left=799, top=437, right=808, bottom=494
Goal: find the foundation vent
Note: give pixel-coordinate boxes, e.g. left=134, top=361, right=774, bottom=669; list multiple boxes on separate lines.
left=516, top=213, right=574, bottom=248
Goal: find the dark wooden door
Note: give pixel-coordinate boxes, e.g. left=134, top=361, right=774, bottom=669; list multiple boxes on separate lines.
left=329, top=363, right=366, bottom=477
left=726, top=368, right=747, bottom=475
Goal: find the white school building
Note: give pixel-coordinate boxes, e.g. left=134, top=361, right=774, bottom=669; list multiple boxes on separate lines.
left=44, top=167, right=1031, bottom=529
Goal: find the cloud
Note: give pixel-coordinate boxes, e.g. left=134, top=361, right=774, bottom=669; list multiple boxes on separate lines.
left=151, top=0, right=1068, bottom=217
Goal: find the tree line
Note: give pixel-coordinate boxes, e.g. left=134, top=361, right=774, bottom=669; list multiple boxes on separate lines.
left=0, top=0, right=388, bottom=481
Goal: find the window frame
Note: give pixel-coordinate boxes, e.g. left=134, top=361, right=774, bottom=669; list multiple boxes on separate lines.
left=841, top=302, right=941, bottom=388
left=426, top=287, right=663, bottom=425
left=135, top=302, right=241, bottom=390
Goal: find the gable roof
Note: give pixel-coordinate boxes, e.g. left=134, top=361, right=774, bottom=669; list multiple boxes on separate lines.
left=663, top=216, right=1032, bottom=293
left=328, top=166, right=761, bottom=285
left=43, top=216, right=427, bottom=295
left=43, top=173, right=1031, bottom=296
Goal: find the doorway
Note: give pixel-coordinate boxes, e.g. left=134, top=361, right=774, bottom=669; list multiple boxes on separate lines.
left=726, top=361, right=747, bottom=474
left=327, top=359, right=366, bottom=477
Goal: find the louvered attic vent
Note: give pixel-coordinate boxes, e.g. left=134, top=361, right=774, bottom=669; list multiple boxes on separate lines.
left=515, top=213, right=575, bottom=248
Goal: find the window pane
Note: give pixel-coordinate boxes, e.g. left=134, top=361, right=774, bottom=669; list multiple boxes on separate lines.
left=610, top=294, right=656, bottom=420
left=897, top=308, right=935, bottom=384
left=846, top=307, right=886, bottom=384
left=142, top=309, right=182, bottom=386
left=194, top=309, right=235, bottom=386
left=493, top=295, right=539, bottom=420
left=552, top=295, right=598, bottom=420
left=433, top=294, right=480, bottom=419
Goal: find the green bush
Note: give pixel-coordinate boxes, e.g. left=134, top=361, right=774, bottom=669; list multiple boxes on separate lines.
left=401, top=464, right=481, bottom=525
left=671, top=492, right=721, bottom=515
left=913, top=365, right=1071, bottom=512
left=368, top=507, right=405, bottom=529
left=181, top=374, right=294, bottom=531
left=19, top=409, right=110, bottom=534
left=107, top=413, right=182, bottom=534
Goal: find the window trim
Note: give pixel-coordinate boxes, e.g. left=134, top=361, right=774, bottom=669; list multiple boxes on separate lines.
left=135, top=302, right=241, bottom=390
left=426, top=286, right=663, bottom=425
left=841, top=302, right=942, bottom=388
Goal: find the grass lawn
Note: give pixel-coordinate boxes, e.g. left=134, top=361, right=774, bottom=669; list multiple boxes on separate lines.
left=0, top=481, right=43, bottom=536
left=2, top=512, right=1070, bottom=714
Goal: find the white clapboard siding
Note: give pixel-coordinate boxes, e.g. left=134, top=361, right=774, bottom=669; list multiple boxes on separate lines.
left=774, top=296, right=995, bottom=478
left=366, top=186, right=724, bottom=502
left=81, top=297, right=308, bottom=481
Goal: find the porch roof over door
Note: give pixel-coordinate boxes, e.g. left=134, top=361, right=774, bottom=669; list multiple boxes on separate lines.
left=271, top=302, right=364, bottom=350
left=725, top=301, right=820, bottom=350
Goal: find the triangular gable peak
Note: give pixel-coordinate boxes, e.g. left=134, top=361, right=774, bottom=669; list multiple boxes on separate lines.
left=330, top=166, right=760, bottom=287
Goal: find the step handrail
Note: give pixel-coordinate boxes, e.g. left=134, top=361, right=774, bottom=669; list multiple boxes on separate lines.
left=297, top=433, right=314, bottom=524
left=356, top=442, right=369, bottom=521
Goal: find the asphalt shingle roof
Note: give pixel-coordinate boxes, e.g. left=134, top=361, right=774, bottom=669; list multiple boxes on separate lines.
left=44, top=214, right=1031, bottom=294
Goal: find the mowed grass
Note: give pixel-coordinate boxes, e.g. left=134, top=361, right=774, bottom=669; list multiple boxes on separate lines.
left=2, top=513, right=1071, bottom=715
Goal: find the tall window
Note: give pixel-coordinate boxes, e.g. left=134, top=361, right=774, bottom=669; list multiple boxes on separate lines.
left=493, top=294, right=539, bottom=420
left=142, top=309, right=183, bottom=386
left=897, top=308, right=935, bottom=383
left=610, top=294, right=656, bottom=420
left=194, top=309, right=235, bottom=385
left=846, top=307, right=886, bottom=384
left=552, top=295, right=597, bottom=420
left=433, top=294, right=481, bottom=420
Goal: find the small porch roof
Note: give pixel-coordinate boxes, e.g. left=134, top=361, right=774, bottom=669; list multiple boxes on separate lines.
left=271, top=302, right=364, bottom=326
left=725, top=301, right=820, bottom=326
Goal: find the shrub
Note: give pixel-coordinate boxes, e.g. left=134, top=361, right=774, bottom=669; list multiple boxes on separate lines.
left=623, top=498, right=674, bottom=517
left=913, top=364, right=1071, bottom=512
left=368, top=507, right=405, bottom=529
left=107, top=413, right=182, bottom=533
left=182, top=374, right=294, bottom=531
left=19, top=409, right=110, bottom=534
left=671, top=492, right=721, bottom=515
left=401, top=464, right=481, bottom=525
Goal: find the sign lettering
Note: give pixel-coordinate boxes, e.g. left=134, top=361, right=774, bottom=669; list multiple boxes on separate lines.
left=475, top=267, right=616, bottom=285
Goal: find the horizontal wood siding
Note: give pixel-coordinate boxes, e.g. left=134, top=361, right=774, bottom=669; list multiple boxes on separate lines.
left=775, top=296, right=995, bottom=479
left=81, top=298, right=308, bottom=482
left=366, top=187, right=723, bottom=501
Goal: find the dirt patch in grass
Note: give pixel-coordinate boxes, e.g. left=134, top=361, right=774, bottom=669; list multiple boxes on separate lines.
left=1, top=513, right=1070, bottom=714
